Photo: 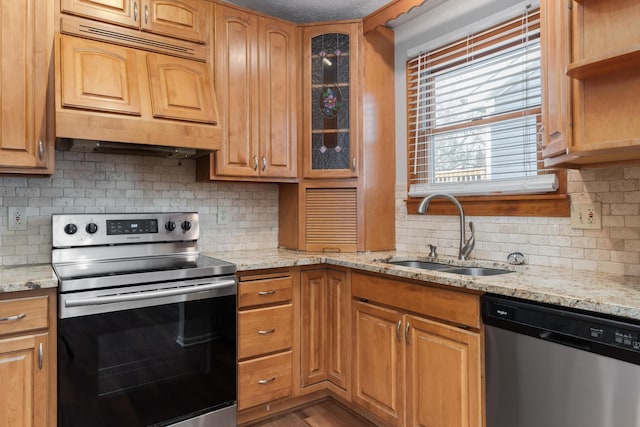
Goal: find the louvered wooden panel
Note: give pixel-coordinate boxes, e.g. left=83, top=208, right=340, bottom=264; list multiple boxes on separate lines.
left=305, top=188, right=357, bottom=252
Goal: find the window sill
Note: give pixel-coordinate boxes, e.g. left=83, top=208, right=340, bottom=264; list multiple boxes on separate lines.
left=405, top=193, right=570, bottom=217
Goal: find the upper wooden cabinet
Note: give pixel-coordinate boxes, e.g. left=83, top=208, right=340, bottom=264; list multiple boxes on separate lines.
left=61, top=0, right=209, bottom=43
left=542, top=0, right=640, bottom=167
left=56, top=34, right=221, bottom=150
left=0, top=0, right=54, bottom=174
left=197, top=4, right=297, bottom=181
left=301, top=22, right=361, bottom=178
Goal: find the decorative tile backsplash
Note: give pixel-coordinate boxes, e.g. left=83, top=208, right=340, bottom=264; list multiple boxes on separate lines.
left=396, top=166, right=640, bottom=276
left=0, top=151, right=279, bottom=266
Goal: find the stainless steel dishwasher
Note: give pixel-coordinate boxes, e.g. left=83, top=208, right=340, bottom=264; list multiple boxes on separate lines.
left=482, top=294, right=640, bottom=427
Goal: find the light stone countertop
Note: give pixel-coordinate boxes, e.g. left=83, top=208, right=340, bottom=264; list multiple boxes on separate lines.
left=2, top=249, right=640, bottom=321
left=207, top=248, right=640, bottom=321
left=0, top=264, right=58, bottom=293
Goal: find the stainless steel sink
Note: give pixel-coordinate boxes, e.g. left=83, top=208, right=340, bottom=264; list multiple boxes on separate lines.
left=385, top=260, right=513, bottom=276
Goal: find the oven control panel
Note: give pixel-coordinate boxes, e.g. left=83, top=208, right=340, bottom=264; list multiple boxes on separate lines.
left=52, top=212, right=199, bottom=247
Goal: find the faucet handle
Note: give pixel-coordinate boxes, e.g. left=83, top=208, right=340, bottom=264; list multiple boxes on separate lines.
left=428, top=244, right=438, bottom=257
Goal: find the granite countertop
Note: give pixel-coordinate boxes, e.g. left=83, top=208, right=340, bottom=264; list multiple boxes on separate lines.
left=2, top=249, right=640, bottom=321
left=0, top=264, right=58, bottom=293
left=207, top=248, right=640, bottom=321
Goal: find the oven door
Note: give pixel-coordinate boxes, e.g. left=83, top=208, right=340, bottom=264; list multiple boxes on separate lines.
left=58, top=277, right=237, bottom=427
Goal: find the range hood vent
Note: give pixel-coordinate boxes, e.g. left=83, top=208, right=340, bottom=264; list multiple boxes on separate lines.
left=56, top=138, right=211, bottom=159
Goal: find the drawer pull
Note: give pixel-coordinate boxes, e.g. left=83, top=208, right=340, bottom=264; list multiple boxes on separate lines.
left=258, top=290, right=276, bottom=296
left=258, top=377, right=276, bottom=385
left=0, top=313, right=26, bottom=322
left=258, top=328, right=276, bottom=335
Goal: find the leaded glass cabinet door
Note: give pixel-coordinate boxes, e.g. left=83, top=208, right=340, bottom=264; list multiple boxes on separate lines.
left=303, top=24, right=360, bottom=178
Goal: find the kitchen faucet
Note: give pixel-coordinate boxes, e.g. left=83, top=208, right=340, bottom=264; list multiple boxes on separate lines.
left=417, top=193, right=475, bottom=260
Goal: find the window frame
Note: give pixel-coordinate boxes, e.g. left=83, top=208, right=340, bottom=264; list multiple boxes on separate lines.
left=404, top=6, right=568, bottom=217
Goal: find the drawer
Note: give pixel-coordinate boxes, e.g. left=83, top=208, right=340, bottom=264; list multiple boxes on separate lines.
left=0, top=296, right=48, bottom=336
left=238, top=276, right=293, bottom=308
left=238, top=351, right=293, bottom=410
left=238, top=304, right=292, bottom=360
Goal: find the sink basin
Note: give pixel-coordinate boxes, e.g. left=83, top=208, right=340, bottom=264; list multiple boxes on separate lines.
left=386, top=260, right=452, bottom=270
left=385, top=260, right=513, bottom=276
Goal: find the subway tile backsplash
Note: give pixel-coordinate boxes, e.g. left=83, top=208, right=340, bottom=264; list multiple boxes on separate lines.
left=396, top=166, right=640, bottom=276
left=0, top=151, right=279, bottom=266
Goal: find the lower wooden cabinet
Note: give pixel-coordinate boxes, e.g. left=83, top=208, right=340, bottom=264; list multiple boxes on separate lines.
left=0, top=290, right=55, bottom=427
left=352, top=272, right=483, bottom=427
left=300, top=268, right=350, bottom=391
left=237, top=269, right=294, bottom=411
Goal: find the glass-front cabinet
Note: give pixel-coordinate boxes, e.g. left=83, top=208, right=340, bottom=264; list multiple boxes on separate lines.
left=303, top=23, right=360, bottom=178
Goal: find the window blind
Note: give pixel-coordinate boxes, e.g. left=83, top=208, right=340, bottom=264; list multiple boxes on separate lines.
left=406, top=6, right=558, bottom=197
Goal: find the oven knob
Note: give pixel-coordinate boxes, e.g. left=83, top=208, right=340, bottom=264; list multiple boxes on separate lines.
left=64, top=223, right=77, bottom=235
left=165, top=221, right=176, bottom=232
left=181, top=220, right=192, bottom=232
left=86, top=223, right=98, bottom=234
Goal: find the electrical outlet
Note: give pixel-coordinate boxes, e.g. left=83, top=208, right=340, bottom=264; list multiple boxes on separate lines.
left=570, top=201, right=602, bottom=229
left=8, top=207, right=27, bottom=231
left=217, top=206, right=230, bottom=225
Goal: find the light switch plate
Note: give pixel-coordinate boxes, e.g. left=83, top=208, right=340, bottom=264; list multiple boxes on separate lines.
left=570, top=201, right=602, bottom=229
left=8, top=207, right=27, bottom=231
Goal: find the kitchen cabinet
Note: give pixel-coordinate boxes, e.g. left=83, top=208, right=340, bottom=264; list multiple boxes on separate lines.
left=55, top=34, right=221, bottom=150
left=237, top=269, right=295, bottom=410
left=300, top=268, right=350, bottom=391
left=0, top=0, right=54, bottom=174
left=351, top=272, right=482, bottom=427
left=0, top=290, right=56, bottom=427
left=197, top=4, right=297, bottom=181
left=542, top=0, right=640, bottom=167
left=302, top=23, right=361, bottom=179
left=60, top=0, right=209, bottom=44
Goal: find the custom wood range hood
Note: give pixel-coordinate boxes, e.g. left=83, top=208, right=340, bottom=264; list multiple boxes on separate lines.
left=54, top=1, right=222, bottom=157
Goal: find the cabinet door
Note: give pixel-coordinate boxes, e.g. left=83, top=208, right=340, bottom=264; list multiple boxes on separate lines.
left=61, top=0, right=139, bottom=29
left=0, top=0, right=52, bottom=172
left=141, top=0, right=209, bottom=43
left=300, top=269, right=328, bottom=386
left=258, top=16, right=298, bottom=178
left=147, top=53, right=217, bottom=124
left=541, top=0, right=572, bottom=159
left=326, top=269, right=350, bottom=390
left=214, top=5, right=260, bottom=177
left=59, top=35, right=142, bottom=116
left=352, top=301, right=403, bottom=426
left=405, top=315, right=482, bottom=427
left=303, top=23, right=361, bottom=178
left=0, top=334, right=48, bottom=427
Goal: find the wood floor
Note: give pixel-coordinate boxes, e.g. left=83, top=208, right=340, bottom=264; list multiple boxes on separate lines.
left=246, top=398, right=378, bottom=427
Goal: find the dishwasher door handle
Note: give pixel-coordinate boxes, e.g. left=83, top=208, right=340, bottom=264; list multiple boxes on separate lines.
left=538, top=330, right=592, bottom=352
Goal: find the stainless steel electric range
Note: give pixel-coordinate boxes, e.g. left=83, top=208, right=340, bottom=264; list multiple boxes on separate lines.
left=52, top=212, right=237, bottom=427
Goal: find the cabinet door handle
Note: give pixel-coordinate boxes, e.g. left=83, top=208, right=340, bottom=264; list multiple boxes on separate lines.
left=262, top=156, right=267, bottom=171
left=38, top=342, right=43, bottom=370
left=134, top=2, right=138, bottom=22
left=38, top=140, right=44, bottom=160
left=145, top=4, right=149, bottom=24
left=396, top=320, right=402, bottom=342
left=253, top=155, right=258, bottom=171
left=258, top=377, right=276, bottom=385
left=352, top=157, right=357, bottom=172
left=0, top=313, right=26, bottom=322
left=258, top=290, right=276, bottom=296
left=258, top=328, right=276, bottom=335
left=405, top=321, right=411, bottom=346
left=550, top=131, right=561, bottom=139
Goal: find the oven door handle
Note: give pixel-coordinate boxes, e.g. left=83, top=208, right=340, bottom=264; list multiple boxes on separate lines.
left=64, top=280, right=236, bottom=308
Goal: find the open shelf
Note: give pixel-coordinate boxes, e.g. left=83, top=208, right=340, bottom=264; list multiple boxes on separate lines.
left=567, top=44, right=640, bottom=79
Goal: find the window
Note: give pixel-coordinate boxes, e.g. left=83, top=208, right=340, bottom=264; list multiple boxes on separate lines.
left=406, top=5, right=566, bottom=214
